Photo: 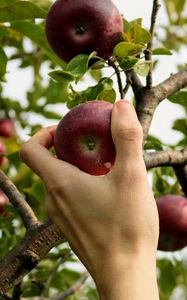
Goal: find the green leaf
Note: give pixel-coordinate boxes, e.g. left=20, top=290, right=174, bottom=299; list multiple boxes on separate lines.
left=97, top=88, right=116, bottom=103
left=122, top=18, right=143, bottom=43
left=114, top=42, right=144, bottom=58
left=118, top=56, right=139, bottom=71
left=66, top=54, right=90, bottom=76
left=0, top=0, right=17, bottom=8
left=134, top=60, right=151, bottom=77
left=23, top=180, right=45, bottom=202
left=45, top=80, right=69, bottom=104
left=144, top=135, right=163, bottom=151
left=134, top=23, right=151, bottom=44
left=153, top=48, right=173, bottom=55
left=168, top=90, right=187, bottom=108
left=3, top=97, right=23, bottom=113
left=0, top=24, right=22, bottom=43
left=172, top=118, right=187, bottom=135
left=31, top=0, right=51, bottom=11
left=10, top=21, right=66, bottom=68
left=42, top=110, right=62, bottom=119
left=49, top=53, right=98, bottom=83
left=67, top=77, right=115, bottom=109
left=48, top=70, right=75, bottom=82
left=123, top=18, right=142, bottom=33
left=0, top=47, right=7, bottom=80
left=6, top=151, right=21, bottom=167
left=0, top=1, right=47, bottom=22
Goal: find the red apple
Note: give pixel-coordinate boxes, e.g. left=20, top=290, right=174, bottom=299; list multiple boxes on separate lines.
left=156, top=195, right=187, bottom=251
left=45, top=0, right=123, bottom=62
left=0, top=190, right=9, bottom=215
left=0, top=118, right=15, bottom=138
left=54, top=100, right=116, bottom=175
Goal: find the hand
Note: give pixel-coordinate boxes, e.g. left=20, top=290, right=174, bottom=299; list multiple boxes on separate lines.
left=21, top=100, right=159, bottom=300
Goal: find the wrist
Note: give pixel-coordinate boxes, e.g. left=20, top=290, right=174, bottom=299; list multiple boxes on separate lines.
left=94, top=252, right=159, bottom=300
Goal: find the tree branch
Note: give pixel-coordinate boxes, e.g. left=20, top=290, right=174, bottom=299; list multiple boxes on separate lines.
left=153, top=67, right=187, bottom=102
left=0, top=170, right=39, bottom=230
left=125, top=69, right=143, bottom=101
left=136, top=67, right=187, bottom=141
left=144, top=147, right=187, bottom=169
left=0, top=220, right=64, bottom=294
left=145, top=0, right=161, bottom=88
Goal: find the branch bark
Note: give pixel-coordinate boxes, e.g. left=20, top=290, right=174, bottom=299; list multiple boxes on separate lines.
left=135, top=67, right=187, bottom=142
left=0, top=220, right=64, bottom=294
left=144, top=147, right=187, bottom=169
left=154, top=67, right=187, bottom=103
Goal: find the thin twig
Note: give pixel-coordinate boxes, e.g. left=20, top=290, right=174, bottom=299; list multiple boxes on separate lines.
left=123, top=82, right=130, bottom=97
left=108, top=58, right=124, bottom=98
left=51, top=271, right=89, bottom=300
left=0, top=170, right=39, bottom=230
left=145, top=0, right=161, bottom=88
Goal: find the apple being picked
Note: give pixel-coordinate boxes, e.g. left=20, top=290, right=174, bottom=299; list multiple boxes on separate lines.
left=54, top=100, right=116, bottom=175
left=156, top=195, right=187, bottom=251
left=45, top=0, right=123, bottom=62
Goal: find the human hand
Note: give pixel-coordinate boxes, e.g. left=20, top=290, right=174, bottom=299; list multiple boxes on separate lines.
left=21, top=100, right=159, bottom=300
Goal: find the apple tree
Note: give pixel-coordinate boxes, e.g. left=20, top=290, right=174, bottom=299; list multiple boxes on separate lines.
left=0, top=0, right=187, bottom=299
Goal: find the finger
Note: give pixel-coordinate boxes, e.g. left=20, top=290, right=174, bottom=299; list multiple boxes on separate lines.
left=20, top=126, right=58, bottom=180
left=111, top=100, right=144, bottom=173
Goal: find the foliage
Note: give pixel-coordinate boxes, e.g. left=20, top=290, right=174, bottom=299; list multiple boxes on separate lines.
left=0, top=0, right=187, bottom=299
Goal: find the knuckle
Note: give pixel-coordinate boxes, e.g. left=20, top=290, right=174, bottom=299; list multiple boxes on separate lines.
left=116, top=124, right=143, bottom=142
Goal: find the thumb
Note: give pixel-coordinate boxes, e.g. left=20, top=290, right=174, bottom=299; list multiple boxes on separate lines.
left=111, top=100, right=144, bottom=173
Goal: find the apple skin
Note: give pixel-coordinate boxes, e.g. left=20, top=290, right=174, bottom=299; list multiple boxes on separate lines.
left=156, top=195, right=187, bottom=251
left=45, top=0, right=123, bottom=62
left=54, top=100, right=116, bottom=175
left=0, top=118, right=15, bottom=138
